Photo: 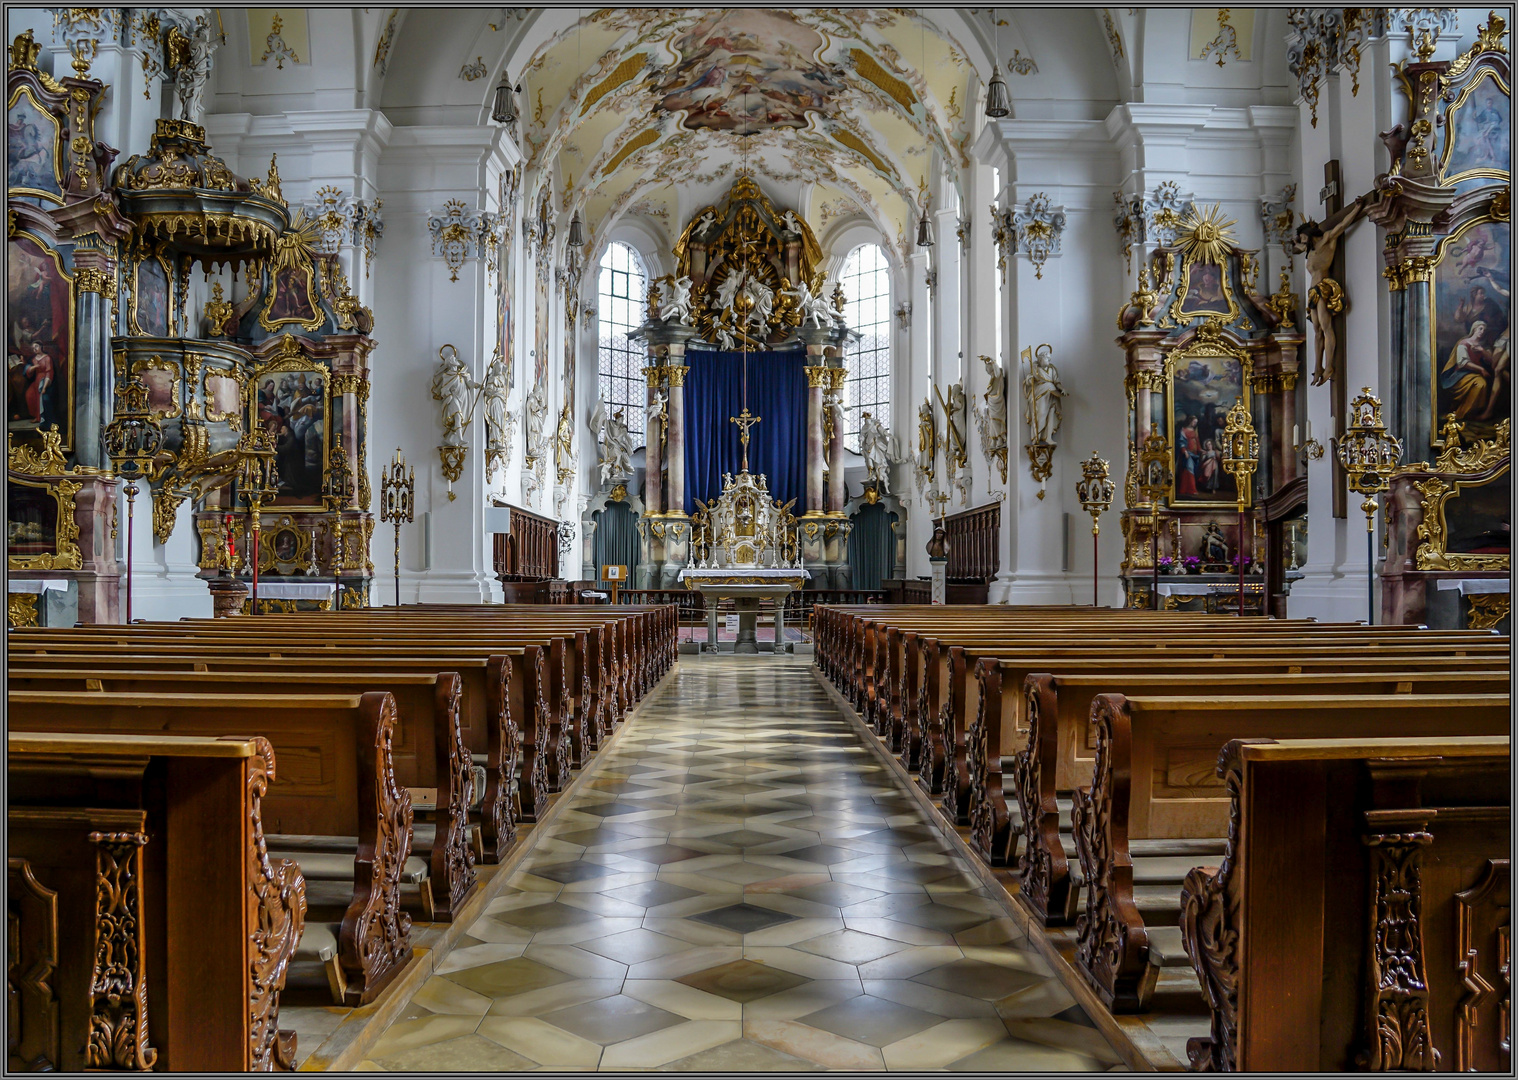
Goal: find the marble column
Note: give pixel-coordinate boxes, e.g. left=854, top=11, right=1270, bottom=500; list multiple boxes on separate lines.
left=666, top=358, right=687, bottom=515
left=642, top=358, right=664, bottom=515
left=827, top=364, right=848, bottom=514
left=804, top=364, right=827, bottom=511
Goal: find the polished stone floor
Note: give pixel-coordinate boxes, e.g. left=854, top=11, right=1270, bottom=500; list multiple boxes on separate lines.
left=355, top=656, right=1123, bottom=1071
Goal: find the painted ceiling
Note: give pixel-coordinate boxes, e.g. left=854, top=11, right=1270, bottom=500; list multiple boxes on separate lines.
left=510, top=8, right=985, bottom=264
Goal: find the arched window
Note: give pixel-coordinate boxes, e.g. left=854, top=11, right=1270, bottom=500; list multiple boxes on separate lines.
left=839, top=243, right=891, bottom=451
left=597, top=240, right=648, bottom=441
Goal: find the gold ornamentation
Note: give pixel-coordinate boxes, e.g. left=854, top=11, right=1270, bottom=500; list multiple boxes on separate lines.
left=1467, top=593, right=1509, bottom=630
left=1444, top=11, right=1508, bottom=81
left=258, top=209, right=324, bottom=332
left=74, top=266, right=113, bottom=295
left=8, top=593, right=40, bottom=628
left=665, top=365, right=688, bottom=388
left=130, top=356, right=182, bottom=419
left=203, top=281, right=235, bottom=335
left=1433, top=414, right=1510, bottom=474
left=805, top=365, right=830, bottom=389
left=609, top=483, right=628, bottom=503
left=9, top=426, right=71, bottom=475
left=259, top=14, right=300, bottom=69
left=7, top=472, right=83, bottom=571
left=1169, top=204, right=1243, bottom=325
left=438, top=445, right=465, bottom=494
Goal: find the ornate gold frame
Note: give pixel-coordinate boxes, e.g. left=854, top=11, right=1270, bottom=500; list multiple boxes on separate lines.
left=258, top=210, right=327, bottom=333
left=249, top=336, right=332, bottom=510
left=7, top=472, right=82, bottom=571
left=1438, top=68, right=1512, bottom=186
left=258, top=513, right=312, bottom=573
left=9, top=228, right=76, bottom=450
left=203, top=367, right=245, bottom=430
left=130, top=355, right=183, bottom=420
left=1428, top=211, right=1508, bottom=444
left=129, top=253, right=174, bottom=337
left=6, top=84, right=65, bottom=203
left=1164, top=330, right=1254, bottom=509
left=1171, top=260, right=1242, bottom=324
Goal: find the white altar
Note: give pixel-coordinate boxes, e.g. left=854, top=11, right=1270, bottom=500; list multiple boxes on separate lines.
left=684, top=465, right=807, bottom=655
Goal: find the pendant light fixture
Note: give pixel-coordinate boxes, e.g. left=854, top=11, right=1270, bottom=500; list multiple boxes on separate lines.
left=491, top=72, right=519, bottom=124
left=564, top=9, right=586, bottom=248
left=916, top=13, right=934, bottom=248
left=916, top=211, right=934, bottom=248
left=985, top=9, right=1010, bottom=118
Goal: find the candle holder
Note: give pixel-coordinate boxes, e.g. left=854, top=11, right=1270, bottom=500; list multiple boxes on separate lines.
left=102, top=375, right=164, bottom=623
left=1221, top=400, right=1259, bottom=616
left=1336, top=388, right=1402, bottom=624
left=1135, top=434, right=1172, bottom=610
left=379, top=447, right=415, bottom=607
left=235, top=427, right=280, bottom=615
left=1075, top=451, right=1114, bottom=607
left=1292, top=420, right=1325, bottom=461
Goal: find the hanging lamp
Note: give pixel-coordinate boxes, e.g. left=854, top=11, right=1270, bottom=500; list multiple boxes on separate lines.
left=985, top=8, right=1010, bottom=118
left=491, top=72, right=519, bottom=124
left=916, top=212, right=934, bottom=248
left=566, top=208, right=586, bottom=248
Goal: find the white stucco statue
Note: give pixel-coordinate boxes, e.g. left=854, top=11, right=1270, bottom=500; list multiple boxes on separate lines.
left=943, top=380, right=971, bottom=504
left=173, top=15, right=219, bottom=124
left=482, top=353, right=510, bottom=453
left=524, top=378, right=549, bottom=459
left=590, top=397, right=635, bottom=485
left=1022, top=343, right=1065, bottom=445
left=785, top=279, right=833, bottom=328
left=715, top=268, right=746, bottom=315
left=645, top=388, right=668, bottom=449
left=659, top=275, right=694, bottom=324
left=430, top=344, right=479, bottom=446
left=781, top=210, right=803, bottom=234
left=742, top=274, right=774, bottom=334
left=858, top=411, right=897, bottom=493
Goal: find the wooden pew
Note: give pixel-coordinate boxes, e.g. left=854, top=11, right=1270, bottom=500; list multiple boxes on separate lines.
left=1069, top=693, right=1510, bottom=1012
left=7, top=667, right=477, bottom=921
left=7, top=638, right=542, bottom=845
left=988, top=663, right=1510, bottom=921
left=1179, top=735, right=1510, bottom=1072
left=7, top=690, right=414, bottom=1006
left=8, top=731, right=305, bottom=1071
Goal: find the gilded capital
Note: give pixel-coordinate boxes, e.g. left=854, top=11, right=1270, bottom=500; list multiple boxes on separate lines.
left=805, top=365, right=830, bottom=388
left=665, top=365, right=688, bottom=387
left=642, top=365, right=667, bottom=388
left=826, top=367, right=848, bottom=392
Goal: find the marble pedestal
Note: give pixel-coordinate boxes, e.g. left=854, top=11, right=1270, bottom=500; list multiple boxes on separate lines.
left=679, top=568, right=810, bottom=655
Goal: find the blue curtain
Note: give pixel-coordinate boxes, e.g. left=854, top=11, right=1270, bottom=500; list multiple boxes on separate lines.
left=848, top=503, right=898, bottom=591
left=683, top=349, right=807, bottom=513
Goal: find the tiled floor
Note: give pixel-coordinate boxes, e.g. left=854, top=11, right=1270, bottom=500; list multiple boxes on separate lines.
left=353, top=656, right=1124, bottom=1071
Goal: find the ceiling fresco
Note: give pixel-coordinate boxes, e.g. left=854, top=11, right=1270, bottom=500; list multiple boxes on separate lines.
left=509, top=8, right=984, bottom=261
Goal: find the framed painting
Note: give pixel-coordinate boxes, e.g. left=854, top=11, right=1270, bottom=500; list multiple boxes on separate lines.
left=253, top=361, right=329, bottom=507
left=7, top=85, right=63, bottom=202
left=7, top=231, right=74, bottom=449
left=6, top=474, right=81, bottom=571
left=132, top=256, right=172, bottom=337
left=1174, top=259, right=1238, bottom=321
left=1168, top=346, right=1249, bottom=507
left=131, top=357, right=182, bottom=420
left=204, top=368, right=245, bottom=429
left=1431, top=217, right=1510, bottom=444
left=258, top=259, right=324, bottom=332
left=1441, top=69, right=1510, bottom=185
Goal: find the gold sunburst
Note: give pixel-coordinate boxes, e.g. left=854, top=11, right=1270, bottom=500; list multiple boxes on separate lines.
left=1174, top=203, right=1237, bottom=265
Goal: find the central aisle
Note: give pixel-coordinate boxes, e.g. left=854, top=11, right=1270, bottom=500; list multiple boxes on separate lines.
left=359, top=657, right=1121, bottom=1071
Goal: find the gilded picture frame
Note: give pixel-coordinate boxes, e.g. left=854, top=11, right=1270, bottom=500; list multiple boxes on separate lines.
left=1172, top=259, right=1242, bottom=324
left=6, top=84, right=65, bottom=204
left=129, top=253, right=174, bottom=337
left=1165, top=336, right=1253, bottom=508
left=6, top=472, right=82, bottom=571
left=131, top=355, right=183, bottom=420
left=8, top=229, right=76, bottom=451
left=257, top=257, right=326, bottom=333
left=1414, top=461, right=1511, bottom=571
left=203, top=367, right=246, bottom=430
left=250, top=338, right=331, bottom=510
left=258, top=514, right=312, bottom=573
left=1439, top=67, right=1511, bottom=187
left=1428, top=212, right=1509, bottom=447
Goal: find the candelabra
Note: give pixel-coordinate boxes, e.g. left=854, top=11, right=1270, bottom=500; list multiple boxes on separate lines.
left=1135, top=434, right=1172, bottom=610
left=1075, top=452, right=1114, bottom=607
left=1292, top=420, right=1325, bottom=462
left=1336, top=388, right=1402, bottom=624
left=102, top=376, right=164, bottom=623
left=1221, top=401, right=1260, bottom=616
left=380, top=447, right=415, bottom=607
left=235, top=427, right=280, bottom=614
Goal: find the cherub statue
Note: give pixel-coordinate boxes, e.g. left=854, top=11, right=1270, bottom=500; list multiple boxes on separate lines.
left=1288, top=194, right=1368, bottom=386
left=694, top=210, right=718, bottom=238
left=659, top=274, right=694, bottom=324
left=645, top=388, right=668, bottom=450
left=781, top=210, right=803, bottom=234
left=430, top=344, right=479, bottom=446
left=1022, top=344, right=1065, bottom=446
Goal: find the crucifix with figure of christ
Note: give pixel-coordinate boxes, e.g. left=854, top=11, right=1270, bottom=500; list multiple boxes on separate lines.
left=730, top=330, right=760, bottom=473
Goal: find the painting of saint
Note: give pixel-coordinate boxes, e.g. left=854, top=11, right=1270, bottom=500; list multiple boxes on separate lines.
left=1443, top=73, right=1510, bottom=181
left=135, top=258, right=170, bottom=337
left=1170, top=351, right=1245, bottom=505
left=264, top=263, right=320, bottom=327
left=1434, top=221, right=1510, bottom=433
left=649, top=10, right=846, bottom=136
left=7, top=89, right=61, bottom=199
left=273, top=529, right=299, bottom=563
left=257, top=368, right=327, bottom=503
left=8, top=233, right=71, bottom=445
left=1178, top=261, right=1232, bottom=317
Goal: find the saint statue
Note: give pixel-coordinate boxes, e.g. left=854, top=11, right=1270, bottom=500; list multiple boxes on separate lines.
left=1022, top=344, right=1065, bottom=445
left=173, top=15, right=220, bottom=123
left=659, top=275, right=694, bottom=324
left=482, top=353, right=509, bottom=454
left=858, top=411, right=896, bottom=493
left=430, top=344, right=478, bottom=446
left=590, top=397, right=635, bottom=485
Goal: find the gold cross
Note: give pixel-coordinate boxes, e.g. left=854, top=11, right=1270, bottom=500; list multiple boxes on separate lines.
left=729, top=408, right=761, bottom=473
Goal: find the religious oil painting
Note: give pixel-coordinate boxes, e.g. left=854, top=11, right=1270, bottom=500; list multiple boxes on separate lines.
left=8, top=232, right=73, bottom=448
left=134, top=256, right=171, bottom=337
left=262, top=262, right=321, bottom=330
left=135, top=364, right=181, bottom=419
left=1433, top=219, right=1510, bottom=440
left=7, top=482, right=57, bottom=560
left=649, top=9, right=846, bottom=136
left=1177, top=260, right=1233, bottom=319
left=254, top=366, right=328, bottom=504
left=205, top=370, right=243, bottom=424
left=7, top=87, right=62, bottom=200
left=1169, top=350, right=1246, bottom=506
left=1443, top=71, right=1510, bottom=182
left=1443, top=472, right=1510, bottom=559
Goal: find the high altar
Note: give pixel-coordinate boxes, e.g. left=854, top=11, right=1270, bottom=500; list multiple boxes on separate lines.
left=583, top=178, right=898, bottom=603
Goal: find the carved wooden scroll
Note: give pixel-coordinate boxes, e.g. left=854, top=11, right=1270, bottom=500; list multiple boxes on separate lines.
left=518, top=647, right=552, bottom=823
left=7, top=858, right=61, bottom=1073
left=432, top=673, right=476, bottom=917
left=968, top=658, right=1013, bottom=866
left=1016, top=674, right=1077, bottom=924
left=87, top=825, right=156, bottom=1070
left=339, top=692, right=413, bottom=1006
left=543, top=638, right=571, bottom=793
left=1358, top=823, right=1439, bottom=1070
left=899, top=633, right=923, bottom=771
left=917, top=640, right=946, bottom=796
left=939, top=646, right=972, bottom=825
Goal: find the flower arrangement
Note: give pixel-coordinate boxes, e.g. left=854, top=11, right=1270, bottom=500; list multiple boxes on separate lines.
left=1183, top=555, right=1203, bottom=574
left=1157, top=556, right=1175, bottom=574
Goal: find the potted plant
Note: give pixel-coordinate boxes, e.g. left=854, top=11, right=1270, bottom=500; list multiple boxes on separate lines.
left=1183, top=555, right=1203, bottom=575
left=1157, top=555, right=1175, bottom=575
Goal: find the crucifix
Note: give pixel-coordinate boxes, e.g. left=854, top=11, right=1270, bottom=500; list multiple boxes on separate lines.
left=731, top=408, right=761, bottom=473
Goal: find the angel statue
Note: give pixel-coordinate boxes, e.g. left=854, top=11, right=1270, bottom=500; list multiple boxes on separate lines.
left=431, top=344, right=479, bottom=446
left=1022, top=344, right=1065, bottom=445
left=694, top=210, right=719, bottom=238
left=785, top=279, right=833, bottom=329
left=781, top=210, right=803, bottom=234
left=742, top=274, right=774, bottom=335
left=715, top=268, right=746, bottom=315
left=482, top=352, right=510, bottom=454
left=659, top=275, right=694, bottom=324
left=589, top=397, right=635, bottom=485
left=646, top=388, right=668, bottom=450
left=858, top=411, right=897, bottom=493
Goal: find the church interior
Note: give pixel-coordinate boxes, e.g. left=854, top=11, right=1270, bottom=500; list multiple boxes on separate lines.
left=4, top=5, right=1511, bottom=1073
